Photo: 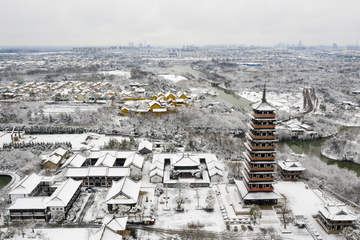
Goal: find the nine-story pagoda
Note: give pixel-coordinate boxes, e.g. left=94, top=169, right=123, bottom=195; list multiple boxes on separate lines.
left=235, top=85, right=282, bottom=205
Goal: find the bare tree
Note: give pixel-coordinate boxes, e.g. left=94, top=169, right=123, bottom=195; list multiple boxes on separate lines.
left=279, top=200, right=293, bottom=229
left=14, top=220, right=28, bottom=238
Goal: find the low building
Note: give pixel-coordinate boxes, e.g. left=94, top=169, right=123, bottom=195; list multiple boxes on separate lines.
left=316, top=203, right=357, bottom=234
left=42, top=147, right=68, bottom=170
left=105, top=177, right=141, bottom=211
left=151, top=152, right=222, bottom=187
left=7, top=178, right=81, bottom=222
left=64, top=166, right=130, bottom=187
left=90, top=215, right=129, bottom=240
left=46, top=178, right=82, bottom=219
left=8, top=173, right=55, bottom=203
left=8, top=197, right=47, bottom=221
left=138, top=140, right=153, bottom=154
left=277, top=160, right=306, bottom=181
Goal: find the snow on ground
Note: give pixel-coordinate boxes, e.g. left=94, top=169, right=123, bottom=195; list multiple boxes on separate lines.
left=140, top=160, right=157, bottom=188
left=73, top=191, right=91, bottom=222
left=276, top=181, right=344, bottom=240
left=158, top=74, right=187, bottom=83
left=42, top=105, right=101, bottom=115
left=238, top=90, right=303, bottom=112
left=8, top=228, right=90, bottom=240
left=87, top=135, right=128, bottom=150
left=83, top=188, right=108, bottom=222
left=0, top=133, right=127, bottom=150
left=155, top=187, right=225, bottom=232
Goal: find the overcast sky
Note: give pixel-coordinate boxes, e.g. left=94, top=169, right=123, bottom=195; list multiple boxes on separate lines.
left=1, top=0, right=359, bottom=47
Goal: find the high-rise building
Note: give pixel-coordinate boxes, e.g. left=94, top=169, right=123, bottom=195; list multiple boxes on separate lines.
left=235, top=85, right=282, bottom=205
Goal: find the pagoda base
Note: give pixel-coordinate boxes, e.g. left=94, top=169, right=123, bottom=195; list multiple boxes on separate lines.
left=235, top=179, right=282, bottom=206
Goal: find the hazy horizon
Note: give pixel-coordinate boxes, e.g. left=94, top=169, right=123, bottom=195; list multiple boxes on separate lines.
left=1, top=0, right=359, bottom=47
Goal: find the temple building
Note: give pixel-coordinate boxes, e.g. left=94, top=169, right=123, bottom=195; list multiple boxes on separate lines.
left=277, top=159, right=306, bottom=181
left=316, top=203, right=357, bottom=234
left=236, top=85, right=282, bottom=205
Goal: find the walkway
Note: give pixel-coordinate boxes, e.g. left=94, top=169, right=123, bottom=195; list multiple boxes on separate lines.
left=77, top=191, right=96, bottom=222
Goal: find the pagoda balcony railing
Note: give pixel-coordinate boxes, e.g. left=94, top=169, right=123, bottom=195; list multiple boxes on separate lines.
left=244, top=161, right=275, bottom=171
left=244, top=172, right=275, bottom=181
left=246, top=152, right=275, bottom=161
left=249, top=132, right=276, bottom=140
left=250, top=122, right=276, bottom=129
left=252, top=113, right=276, bottom=118
left=245, top=184, right=274, bottom=192
left=247, top=141, right=276, bottom=150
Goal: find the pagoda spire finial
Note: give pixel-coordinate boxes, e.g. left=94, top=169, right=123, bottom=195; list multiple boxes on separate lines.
left=262, top=83, right=267, bottom=102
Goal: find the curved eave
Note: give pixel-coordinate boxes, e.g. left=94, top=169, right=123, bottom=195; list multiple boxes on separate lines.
left=248, top=114, right=276, bottom=121
left=251, top=100, right=277, bottom=111
left=244, top=143, right=276, bottom=154
left=247, top=123, right=276, bottom=132
left=243, top=152, right=276, bottom=164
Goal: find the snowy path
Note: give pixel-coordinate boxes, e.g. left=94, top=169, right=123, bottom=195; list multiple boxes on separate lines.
left=78, top=191, right=96, bottom=222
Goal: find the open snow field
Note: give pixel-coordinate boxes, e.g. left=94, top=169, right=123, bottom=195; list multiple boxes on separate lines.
left=0, top=133, right=127, bottom=150
left=42, top=105, right=101, bottom=114
left=7, top=228, right=90, bottom=240
left=155, top=187, right=225, bottom=232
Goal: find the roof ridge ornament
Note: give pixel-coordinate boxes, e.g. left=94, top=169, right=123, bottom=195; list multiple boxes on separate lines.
left=262, top=83, right=266, bottom=102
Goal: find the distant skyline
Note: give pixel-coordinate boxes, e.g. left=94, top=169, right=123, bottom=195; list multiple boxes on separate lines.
left=1, top=0, right=360, bottom=47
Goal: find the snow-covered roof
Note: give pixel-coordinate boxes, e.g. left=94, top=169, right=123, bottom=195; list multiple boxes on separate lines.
left=8, top=173, right=42, bottom=195
left=149, top=161, right=164, bottom=171
left=89, top=225, right=123, bottom=240
left=251, top=100, right=277, bottom=111
left=105, top=177, right=141, bottom=205
left=50, top=147, right=67, bottom=157
left=107, top=168, right=131, bottom=177
left=316, top=203, right=357, bottom=221
left=124, top=153, right=144, bottom=169
left=278, top=160, right=306, bottom=171
left=206, top=160, right=222, bottom=171
left=138, top=140, right=152, bottom=153
left=103, top=215, right=128, bottom=232
left=43, top=154, right=62, bottom=165
left=95, top=153, right=117, bottom=167
left=65, top=167, right=130, bottom=178
left=150, top=168, right=164, bottom=178
left=152, top=108, right=167, bottom=112
left=8, top=197, right=47, bottom=210
left=172, top=153, right=200, bottom=167
left=62, top=153, right=87, bottom=168
left=149, top=100, right=161, bottom=107
left=234, top=179, right=282, bottom=200
left=46, top=178, right=82, bottom=207
left=208, top=168, right=223, bottom=177
left=88, top=150, right=134, bottom=160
